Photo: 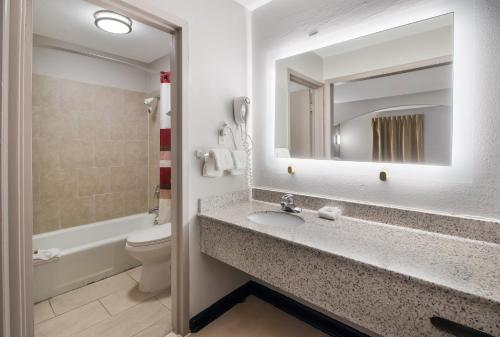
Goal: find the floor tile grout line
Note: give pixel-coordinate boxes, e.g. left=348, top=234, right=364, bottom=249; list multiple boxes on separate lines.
left=68, top=298, right=170, bottom=337
left=49, top=273, right=138, bottom=315
left=47, top=300, right=57, bottom=317
left=97, top=298, right=113, bottom=318
left=36, top=300, right=108, bottom=328
left=130, top=318, right=172, bottom=337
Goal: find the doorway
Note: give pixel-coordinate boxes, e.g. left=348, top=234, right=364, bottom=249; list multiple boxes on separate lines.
left=287, top=69, right=325, bottom=159
left=1, top=0, right=189, bottom=336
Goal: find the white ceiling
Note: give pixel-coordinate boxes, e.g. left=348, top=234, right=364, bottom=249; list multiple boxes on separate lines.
left=314, top=13, right=453, bottom=59
left=233, top=0, right=273, bottom=11
left=33, top=0, right=172, bottom=63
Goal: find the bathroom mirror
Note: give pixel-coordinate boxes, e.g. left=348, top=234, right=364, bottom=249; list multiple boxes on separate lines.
left=275, top=14, right=454, bottom=165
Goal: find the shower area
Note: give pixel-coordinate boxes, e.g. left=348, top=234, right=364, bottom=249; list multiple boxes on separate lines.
left=31, top=0, right=173, bottom=335
left=31, top=74, right=170, bottom=300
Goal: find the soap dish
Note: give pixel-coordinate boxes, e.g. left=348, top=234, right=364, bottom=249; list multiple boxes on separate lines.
left=318, top=206, right=341, bottom=220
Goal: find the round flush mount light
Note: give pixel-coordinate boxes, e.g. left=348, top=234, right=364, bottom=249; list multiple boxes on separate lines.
left=94, top=10, right=132, bottom=34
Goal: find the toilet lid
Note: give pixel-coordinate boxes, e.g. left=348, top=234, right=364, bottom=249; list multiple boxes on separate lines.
left=127, top=223, right=172, bottom=247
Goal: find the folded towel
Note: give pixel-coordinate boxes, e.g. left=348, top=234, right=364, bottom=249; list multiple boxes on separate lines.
left=231, top=150, right=247, bottom=169
left=33, top=248, right=61, bottom=266
left=275, top=148, right=291, bottom=158
left=211, top=148, right=234, bottom=171
left=202, top=154, right=223, bottom=177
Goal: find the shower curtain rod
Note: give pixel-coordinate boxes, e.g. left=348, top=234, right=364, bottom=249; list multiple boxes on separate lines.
left=35, top=42, right=158, bottom=74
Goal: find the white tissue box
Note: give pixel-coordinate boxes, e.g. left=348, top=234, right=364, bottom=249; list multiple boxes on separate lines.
left=318, top=206, right=341, bottom=220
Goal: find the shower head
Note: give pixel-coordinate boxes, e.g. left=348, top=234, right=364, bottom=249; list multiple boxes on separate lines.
left=144, top=96, right=159, bottom=113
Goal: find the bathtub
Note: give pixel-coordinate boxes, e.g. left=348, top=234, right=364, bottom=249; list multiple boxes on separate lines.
left=32, top=213, right=156, bottom=303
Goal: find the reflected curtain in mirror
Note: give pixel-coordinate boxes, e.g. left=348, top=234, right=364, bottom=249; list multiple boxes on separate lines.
left=372, top=114, right=424, bottom=163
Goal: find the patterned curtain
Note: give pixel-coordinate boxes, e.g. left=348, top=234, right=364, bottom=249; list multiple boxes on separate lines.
left=159, top=71, right=171, bottom=223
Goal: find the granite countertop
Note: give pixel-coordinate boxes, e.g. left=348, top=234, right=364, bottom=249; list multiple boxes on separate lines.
left=199, top=200, right=500, bottom=304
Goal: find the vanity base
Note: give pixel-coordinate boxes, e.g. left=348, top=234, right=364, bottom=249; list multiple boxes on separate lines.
left=190, top=280, right=369, bottom=336
left=200, top=218, right=500, bottom=337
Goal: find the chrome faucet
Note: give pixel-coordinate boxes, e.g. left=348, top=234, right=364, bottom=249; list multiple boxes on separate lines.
left=280, top=194, right=302, bottom=213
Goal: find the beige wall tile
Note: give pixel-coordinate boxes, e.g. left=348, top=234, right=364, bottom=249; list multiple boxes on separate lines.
left=124, top=91, right=147, bottom=120
left=39, top=168, right=77, bottom=203
left=78, top=111, right=111, bottom=141
left=37, top=109, right=78, bottom=142
left=95, top=86, right=125, bottom=113
left=59, top=79, right=96, bottom=115
left=32, top=138, right=61, bottom=170
left=59, top=196, right=94, bottom=228
left=78, top=167, right=111, bottom=197
left=50, top=273, right=136, bottom=315
left=34, top=301, right=55, bottom=324
left=34, top=200, right=60, bottom=234
left=33, top=75, right=150, bottom=234
left=35, top=301, right=109, bottom=337
left=124, top=141, right=148, bottom=164
left=110, top=166, right=137, bottom=192
left=95, top=141, right=124, bottom=167
left=59, top=140, right=94, bottom=169
left=135, top=165, right=149, bottom=190
left=95, top=193, right=125, bottom=221
left=123, top=189, right=148, bottom=215
left=32, top=75, right=60, bottom=109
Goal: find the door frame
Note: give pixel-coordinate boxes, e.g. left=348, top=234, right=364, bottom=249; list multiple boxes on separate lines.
left=0, top=0, right=190, bottom=336
left=286, top=68, right=326, bottom=158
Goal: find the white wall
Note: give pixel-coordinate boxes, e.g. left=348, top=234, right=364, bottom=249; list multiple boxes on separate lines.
left=275, top=52, right=323, bottom=148
left=33, top=47, right=150, bottom=92
left=252, top=0, right=500, bottom=219
left=148, top=0, right=251, bottom=317
left=322, top=26, right=453, bottom=80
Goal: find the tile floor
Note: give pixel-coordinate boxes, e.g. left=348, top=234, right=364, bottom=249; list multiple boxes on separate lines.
left=34, top=267, right=171, bottom=337
left=192, top=295, right=329, bottom=337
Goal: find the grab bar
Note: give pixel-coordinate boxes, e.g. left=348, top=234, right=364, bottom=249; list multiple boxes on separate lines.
left=430, top=317, right=494, bottom=337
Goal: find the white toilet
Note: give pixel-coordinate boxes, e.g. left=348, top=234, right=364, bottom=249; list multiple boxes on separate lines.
left=125, top=223, right=172, bottom=292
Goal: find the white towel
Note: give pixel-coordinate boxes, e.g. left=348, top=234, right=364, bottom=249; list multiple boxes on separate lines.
left=229, top=169, right=246, bottom=176
left=211, top=148, right=234, bottom=171
left=202, top=154, right=223, bottom=177
left=231, top=150, right=247, bottom=169
left=33, top=248, right=61, bottom=266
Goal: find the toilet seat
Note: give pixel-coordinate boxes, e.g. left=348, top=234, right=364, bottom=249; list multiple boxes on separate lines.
left=127, top=223, right=171, bottom=247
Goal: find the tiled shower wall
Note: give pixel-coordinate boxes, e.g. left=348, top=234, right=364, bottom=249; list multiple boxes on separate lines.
left=32, top=74, right=150, bottom=234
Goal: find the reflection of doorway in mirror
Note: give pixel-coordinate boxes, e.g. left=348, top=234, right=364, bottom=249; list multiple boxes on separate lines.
left=287, top=70, right=325, bottom=159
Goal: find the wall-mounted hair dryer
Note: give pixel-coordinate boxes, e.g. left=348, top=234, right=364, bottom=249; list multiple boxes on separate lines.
left=233, top=97, right=250, bottom=126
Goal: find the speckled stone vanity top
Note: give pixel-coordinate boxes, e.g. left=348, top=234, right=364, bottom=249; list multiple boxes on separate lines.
left=199, top=199, right=500, bottom=305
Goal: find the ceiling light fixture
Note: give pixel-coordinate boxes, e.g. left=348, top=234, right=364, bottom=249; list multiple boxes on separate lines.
left=94, top=10, right=132, bottom=34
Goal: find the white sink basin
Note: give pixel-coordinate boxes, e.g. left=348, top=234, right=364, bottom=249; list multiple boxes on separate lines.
left=247, top=211, right=305, bottom=226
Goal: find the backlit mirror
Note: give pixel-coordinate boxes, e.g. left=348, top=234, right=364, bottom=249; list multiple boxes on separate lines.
left=275, top=14, right=453, bottom=165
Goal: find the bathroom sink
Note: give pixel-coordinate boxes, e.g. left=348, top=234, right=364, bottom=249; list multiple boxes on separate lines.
left=247, top=211, right=305, bottom=226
